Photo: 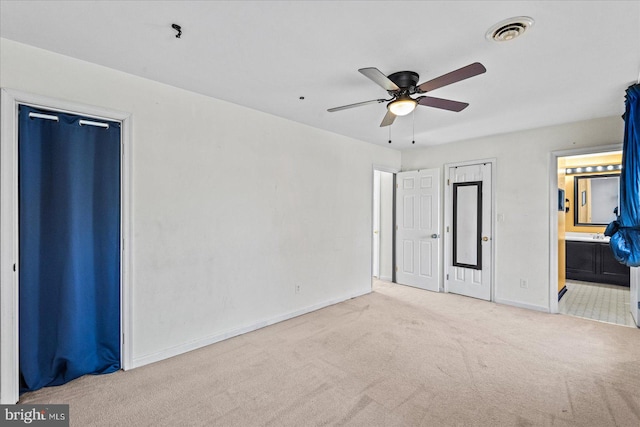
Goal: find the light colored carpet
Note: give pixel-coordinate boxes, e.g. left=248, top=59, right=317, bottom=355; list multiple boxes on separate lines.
left=20, top=279, right=640, bottom=426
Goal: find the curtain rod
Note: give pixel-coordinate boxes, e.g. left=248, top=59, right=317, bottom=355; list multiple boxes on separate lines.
left=28, top=112, right=110, bottom=129
left=28, top=112, right=58, bottom=121
left=79, top=119, right=109, bottom=129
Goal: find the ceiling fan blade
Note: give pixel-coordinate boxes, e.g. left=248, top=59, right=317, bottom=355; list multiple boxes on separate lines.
left=417, top=62, right=486, bottom=93
left=418, top=96, right=469, bottom=112
left=359, top=67, right=400, bottom=92
left=380, top=110, right=396, bottom=127
left=327, top=99, right=387, bottom=112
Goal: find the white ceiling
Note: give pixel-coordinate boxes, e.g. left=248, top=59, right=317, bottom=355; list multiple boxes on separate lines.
left=1, top=1, right=639, bottom=148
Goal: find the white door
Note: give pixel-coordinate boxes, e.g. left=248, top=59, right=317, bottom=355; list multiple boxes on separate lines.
left=446, top=163, right=492, bottom=300
left=396, top=169, right=441, bottom=292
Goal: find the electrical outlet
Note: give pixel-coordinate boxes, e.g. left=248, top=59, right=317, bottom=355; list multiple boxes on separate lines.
left=520, top=279, right=528, bottom=289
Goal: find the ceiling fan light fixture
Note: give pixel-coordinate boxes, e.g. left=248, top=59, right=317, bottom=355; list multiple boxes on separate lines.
left=388, top=96, right=417, bottom=116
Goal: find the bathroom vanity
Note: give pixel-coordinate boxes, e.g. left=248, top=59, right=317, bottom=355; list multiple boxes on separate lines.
left=565, top=233, right=630, bottom=286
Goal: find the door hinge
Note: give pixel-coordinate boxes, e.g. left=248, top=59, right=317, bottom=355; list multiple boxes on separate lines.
left=396, top=183, right=399, bottom=188
left=396, top=225, right=398, bottom=230
left=13, top=263, right=16, bottom=272
left=638, top=301, right=640, bottom=310
left=395, top=266, right=398, bottom=272
left=446, top=226, right=449, bottom=232
left=446, top=274, right=449, bottom=280
left=447, top=179, right=450, bottom=185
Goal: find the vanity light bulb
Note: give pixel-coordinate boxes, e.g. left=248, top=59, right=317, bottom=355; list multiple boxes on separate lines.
left=596, top=166, right=603, bottom=171
left=586, top=167, right=593, bottom=172
left=576, top=168, right=583, bottom=172
left=607, top=165, right=614, bottom=170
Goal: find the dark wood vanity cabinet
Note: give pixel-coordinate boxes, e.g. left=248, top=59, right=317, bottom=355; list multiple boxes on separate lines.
left=566, top=241, right=630, bottom=286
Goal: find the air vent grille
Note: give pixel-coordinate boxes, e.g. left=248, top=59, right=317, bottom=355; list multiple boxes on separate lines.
left=486, top=16, right=534, bottom=42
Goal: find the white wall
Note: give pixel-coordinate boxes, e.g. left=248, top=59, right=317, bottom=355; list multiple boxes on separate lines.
left=402, top=117, right=624, bottom=310
left=0, top=39, right=401, bottom=366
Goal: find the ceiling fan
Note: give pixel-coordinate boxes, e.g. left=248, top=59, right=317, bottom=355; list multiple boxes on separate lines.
left=327, top=62, right=486, bottom=127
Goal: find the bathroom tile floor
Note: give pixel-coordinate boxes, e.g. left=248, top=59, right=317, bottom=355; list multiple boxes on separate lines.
left=559, top=280, right=636, bottom=327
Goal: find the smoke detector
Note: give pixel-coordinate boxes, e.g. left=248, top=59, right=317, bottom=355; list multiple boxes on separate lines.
left=486, top=16, right=534, bottom=42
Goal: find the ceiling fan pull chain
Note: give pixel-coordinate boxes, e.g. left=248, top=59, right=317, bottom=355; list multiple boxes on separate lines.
left=412, top=110, right=416, bottom=144
left=388, top=125, right=391, bottom=144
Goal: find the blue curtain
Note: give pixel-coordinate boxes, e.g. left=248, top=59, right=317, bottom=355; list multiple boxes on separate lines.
left=19, top=105, right=121, bottom=393
left=606, top=84, right=640, bottom=267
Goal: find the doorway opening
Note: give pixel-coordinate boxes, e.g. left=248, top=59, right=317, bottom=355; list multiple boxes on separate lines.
left=19, top=105, right=122, bottom=394
left=372, top=168, right=396, bottom=288
left=0, top=89, right=132, bottom=404
left=551, top=145, right=635, bottom=327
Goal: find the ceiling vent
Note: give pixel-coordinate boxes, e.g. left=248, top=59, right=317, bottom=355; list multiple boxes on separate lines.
left=486, top=16, right=534, bottom=42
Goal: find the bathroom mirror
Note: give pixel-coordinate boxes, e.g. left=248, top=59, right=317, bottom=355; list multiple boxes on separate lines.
left=574, top=174, right=620, bottom=225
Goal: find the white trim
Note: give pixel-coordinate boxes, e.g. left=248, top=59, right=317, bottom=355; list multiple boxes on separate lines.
left=379, top=275, right=393, bottom=282
left=443, top=158, right=497, bottom=300
left=630, top=267, right=639, bottom=326
left=494, top=298, right=549, bottom=313
left=132, top=288, right=371, bottom=368
left=372, top=170, right=381, bottom=279
left=0, top=88, right=133, bottom=403
left=121, top=105, right=133, bottom=371
left=1, top=89, right=20, bottom=404
left=372, top=164, right=400, bottom=175
left=548, top=143, right=622, bottom=314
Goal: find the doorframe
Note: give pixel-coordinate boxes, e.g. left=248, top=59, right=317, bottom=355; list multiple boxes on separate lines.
left=372, top=170, right=381, bottom=279
left=548, top=143, right=622, bottom=314
left=0, top=88, right=133, bottom=404
left=444, top=158, right=496, bottom=300
left=371, top=165, right=399, bottom=289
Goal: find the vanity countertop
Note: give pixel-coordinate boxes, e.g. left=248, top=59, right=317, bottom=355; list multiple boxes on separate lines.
left=565, top=232, right=610, bottom=243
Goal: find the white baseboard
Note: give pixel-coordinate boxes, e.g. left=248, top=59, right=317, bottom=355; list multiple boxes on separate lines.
left=494, top=298, right=549, bottom=313
left=379, top=275, right=392, bottom=282
left=131, top=288, right=371, bottom=369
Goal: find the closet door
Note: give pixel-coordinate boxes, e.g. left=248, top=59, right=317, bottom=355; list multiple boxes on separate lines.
left=446, top=163, right=492, bottom=301
left=19, top=105, right=121, bottom=392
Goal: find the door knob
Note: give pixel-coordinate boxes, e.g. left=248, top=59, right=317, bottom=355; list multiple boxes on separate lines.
left=431, top=234, right=440, bottom=239
left=482, top=236, right=489, bottom=242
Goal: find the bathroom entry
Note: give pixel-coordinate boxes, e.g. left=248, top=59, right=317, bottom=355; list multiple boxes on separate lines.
left=18, top=105, right=122, bottom=392
left=557, top=150, right=635, bottom=327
